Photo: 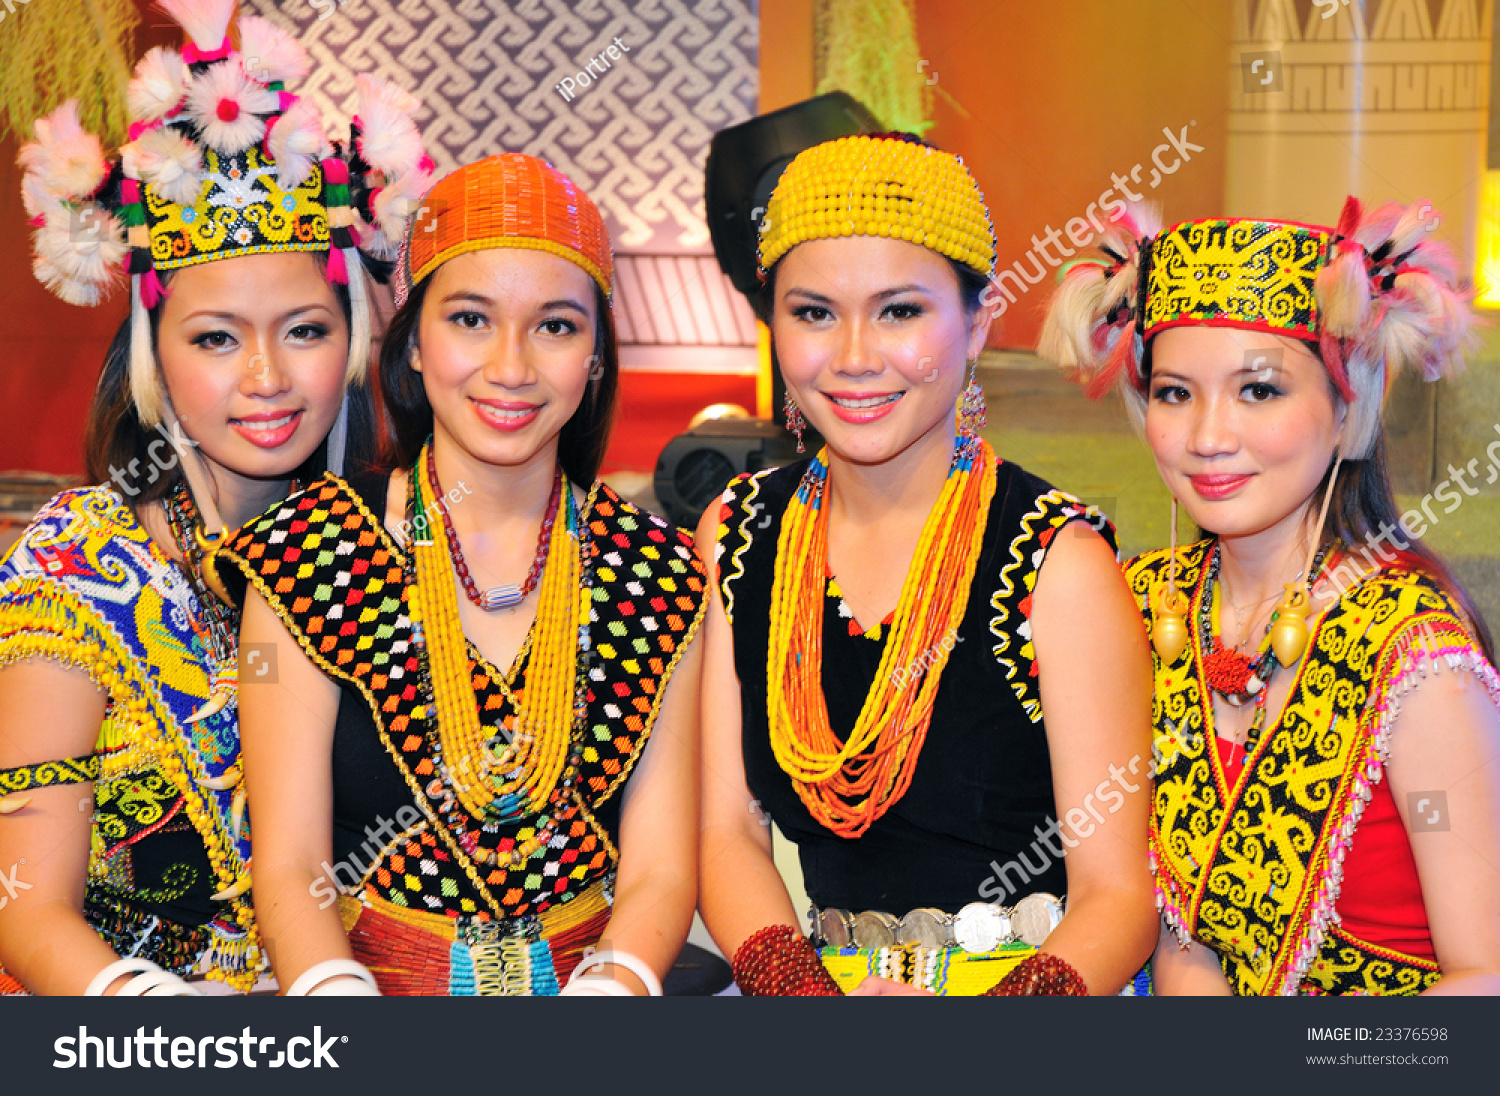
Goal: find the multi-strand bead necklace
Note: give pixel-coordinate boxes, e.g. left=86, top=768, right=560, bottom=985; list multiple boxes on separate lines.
left=766, top=434, right=998, bottom=838
left=405, top=441, right=598, bottom=865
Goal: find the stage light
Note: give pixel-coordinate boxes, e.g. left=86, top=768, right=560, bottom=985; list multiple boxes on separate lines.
left=652, top=415, right=808, bottom=530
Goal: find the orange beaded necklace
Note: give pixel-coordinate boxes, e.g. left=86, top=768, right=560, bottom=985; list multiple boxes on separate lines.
left=766, top=435, right=998, bottom=838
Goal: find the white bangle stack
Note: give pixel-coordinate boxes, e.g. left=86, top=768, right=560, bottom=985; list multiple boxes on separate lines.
left=560, top=949, right=663, bottom=997
left=283, top=959, right=380, bottom=997
left=84, top=957, right=201, bottom=997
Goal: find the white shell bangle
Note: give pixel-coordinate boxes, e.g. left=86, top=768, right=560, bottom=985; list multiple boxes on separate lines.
left=567, top=949, right=663, bottom=997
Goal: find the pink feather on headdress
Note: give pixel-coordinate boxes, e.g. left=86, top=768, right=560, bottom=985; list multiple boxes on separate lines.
left=354, top=74, right=425, bottom=180
left=18, top=101, right=109, bottom=204
left=157, top=0, right=236, bottom=54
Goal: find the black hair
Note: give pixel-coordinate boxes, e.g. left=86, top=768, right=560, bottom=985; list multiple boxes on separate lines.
left=374, top=274, right=620, bottom=485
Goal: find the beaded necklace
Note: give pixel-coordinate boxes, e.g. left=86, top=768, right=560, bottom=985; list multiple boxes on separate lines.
left=405, top=441, right=599, bottom=863
left=427, top=445, right=561, bottom=612
left=1199, top=539, right=1334, bottom=754
left=766, top=434, right=998, bottom=839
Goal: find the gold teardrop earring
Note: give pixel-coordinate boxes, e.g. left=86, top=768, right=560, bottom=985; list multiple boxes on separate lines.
left=1152, top=495, right=1191, bottom=664
left=1269, top=452, right=1343, bottom=666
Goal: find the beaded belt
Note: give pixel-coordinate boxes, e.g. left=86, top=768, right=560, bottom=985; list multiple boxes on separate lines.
left=811, top=892, right=1065, bottom=953
left=338, top=873, right=613, bottom=996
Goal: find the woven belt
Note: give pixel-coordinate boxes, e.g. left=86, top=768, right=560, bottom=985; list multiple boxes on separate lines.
left=811, top=892, right=1065, bottom=953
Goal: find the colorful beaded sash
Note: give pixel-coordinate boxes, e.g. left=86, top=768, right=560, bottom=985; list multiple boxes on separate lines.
left=337, top=875, right=612, bottom=995
left=1128, top=541, right=1494, bottom=995
left=219, top=474, right=706, bottom=920
left=0, top=486, right=258, bottom=988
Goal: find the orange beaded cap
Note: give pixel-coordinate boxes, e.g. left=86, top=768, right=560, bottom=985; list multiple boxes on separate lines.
left=400, top=153, right=613, bottom=302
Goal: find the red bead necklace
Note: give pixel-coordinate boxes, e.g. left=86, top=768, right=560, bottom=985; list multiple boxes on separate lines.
left=424, top=446, right=561, bottom=612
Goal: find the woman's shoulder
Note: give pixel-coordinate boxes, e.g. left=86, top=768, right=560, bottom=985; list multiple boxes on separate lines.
left=0, top=484, right=156, bottom=593
left=987, top=455, right=1119, bottom=562
left=592, top=482, right=707, bottom=596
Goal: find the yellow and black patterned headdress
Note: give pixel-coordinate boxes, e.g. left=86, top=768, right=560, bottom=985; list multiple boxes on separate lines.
left=757, top=133, right=995, bottom=279
left=1038, top=198, right=1477, bottom=460
left=1141, top=218, right=1334, bottom=341
left=19, top=0, right=433, bottom=425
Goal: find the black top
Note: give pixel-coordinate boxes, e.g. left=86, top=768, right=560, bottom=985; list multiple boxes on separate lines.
left=716, top=455, right=1114, bottom=915
left=220, top=467, right=707, bottom=920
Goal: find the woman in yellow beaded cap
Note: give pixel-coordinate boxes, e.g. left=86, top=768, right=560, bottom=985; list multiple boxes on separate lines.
left=222, top=153, right=706, bottom=996
left=697, top=133, right=1156, bottom=996
left=0, top=0, right=430, bottom=995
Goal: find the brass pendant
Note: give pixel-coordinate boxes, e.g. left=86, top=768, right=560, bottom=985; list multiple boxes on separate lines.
left=1152, top=585, right=1191, bottom=664
left=1269, top=583, right=1312, bottom=666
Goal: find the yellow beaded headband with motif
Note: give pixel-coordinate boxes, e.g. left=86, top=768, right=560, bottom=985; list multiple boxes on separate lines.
left=757, top=134, right=995, bottom=278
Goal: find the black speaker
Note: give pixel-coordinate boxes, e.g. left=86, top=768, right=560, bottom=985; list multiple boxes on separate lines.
left=652, top=417, right=809, bottom=530
left=705, top=91, right=882, bottom=305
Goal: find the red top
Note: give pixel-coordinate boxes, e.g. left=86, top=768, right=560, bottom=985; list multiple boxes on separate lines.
left=1215, top=735, right=1436, bottom=962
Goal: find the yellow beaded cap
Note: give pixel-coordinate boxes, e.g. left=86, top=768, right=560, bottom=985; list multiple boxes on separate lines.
left=757, top=134, right=995, bottom=278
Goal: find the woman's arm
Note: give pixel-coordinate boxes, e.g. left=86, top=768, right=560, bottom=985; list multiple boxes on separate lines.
left=1028, top=523, right=1158, bottom=993
left=585, top=629, right=704, bottom=994
left=1150, top=918, right=1233, bottom=995
left=0, top=661, right=128, bottom=994
left=1384, top=659, right=1500, bottom=995
left=237, top=587, right=353, bottom=990
left=693, top=503, right=805, bottom=959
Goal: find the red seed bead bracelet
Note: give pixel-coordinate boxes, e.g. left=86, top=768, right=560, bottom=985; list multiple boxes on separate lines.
left=732, top=924, right=844, bottom=996
left=983, top=952, right=1089, bottom=996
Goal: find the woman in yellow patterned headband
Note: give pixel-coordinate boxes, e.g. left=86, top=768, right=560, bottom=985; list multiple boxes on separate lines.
left=0, top=0, right=430, bottom=996
left=1040, top=199, right=1500, bottom=995
left=696, top=133, right=1156, bottom=997
left=223, top=153, right=705, bottom=996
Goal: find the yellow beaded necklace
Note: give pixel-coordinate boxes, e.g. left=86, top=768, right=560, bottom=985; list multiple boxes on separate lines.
left=407, top=441, right=594, bottom=824
left=766, top=435, right=998, bottom=838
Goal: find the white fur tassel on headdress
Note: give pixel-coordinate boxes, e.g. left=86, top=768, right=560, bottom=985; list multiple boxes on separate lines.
left=365, top=166, right=434, bottom=259
left=128, top=47, right=190, bottom=123
left=1312, top=196, right=1480, bottom=460
left=345, top=258, right=371, bottom=385
left=157, top=0, right=236, bottom=54
left=124, top=127, right=203, bottom=205
left=355, top=74, right=425, bottom=179
left=17, top=101, right=109, bottom=205
left=236, top=16, right=312, bottom=87
left=1036, top=203, right=1160, bottom=420
left=129, top=277, right=168, bottom=427
left=265, top=97, right=324, bottom=189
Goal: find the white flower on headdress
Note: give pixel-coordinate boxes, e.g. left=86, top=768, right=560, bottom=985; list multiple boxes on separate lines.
left=128, top=47, right=189, bottom=122
left=355, top=74, right=425, bottom=179
left=233, top=226, right=254, bottom=246
left=185, top=61, right=277, bottom=155
left=123, top=126, right=203, bottom=206
left=33, top=202, right=126, bottom=306
left=17, top=101, right=108, bottom=204
left=237, top=16, right=312, bottom=88
left=265, top=97, right=325, bottom=190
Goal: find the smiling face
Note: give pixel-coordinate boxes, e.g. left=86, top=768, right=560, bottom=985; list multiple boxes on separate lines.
left=155, top=250, right=350, bottom=486
left=412, top=248, right=598, bottom=471
left=771, top=235, right=989, bottom=467
left=1145, top=325, right=1345, bottom=540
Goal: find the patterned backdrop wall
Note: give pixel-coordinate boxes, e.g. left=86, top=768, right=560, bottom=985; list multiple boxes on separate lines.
left=241, top=0, right=759, bottom=252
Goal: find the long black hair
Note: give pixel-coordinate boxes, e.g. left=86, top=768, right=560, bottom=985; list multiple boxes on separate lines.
left=374, top=274, right=620, bottom=486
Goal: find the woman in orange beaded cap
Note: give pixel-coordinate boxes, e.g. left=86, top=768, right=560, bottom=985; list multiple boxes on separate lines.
left=696, top=133, right=1157, bottom=996
left=224, top=154, right=706, bottom=996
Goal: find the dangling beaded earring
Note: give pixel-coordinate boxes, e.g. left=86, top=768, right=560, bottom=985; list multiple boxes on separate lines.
left=1152, top=496, right=1191, bottom=664
left=957, top=357, right=986, bottom=437
left=1269, top=452, right=1343, bottom=666
left=783, top=391, right=806, bottom=453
